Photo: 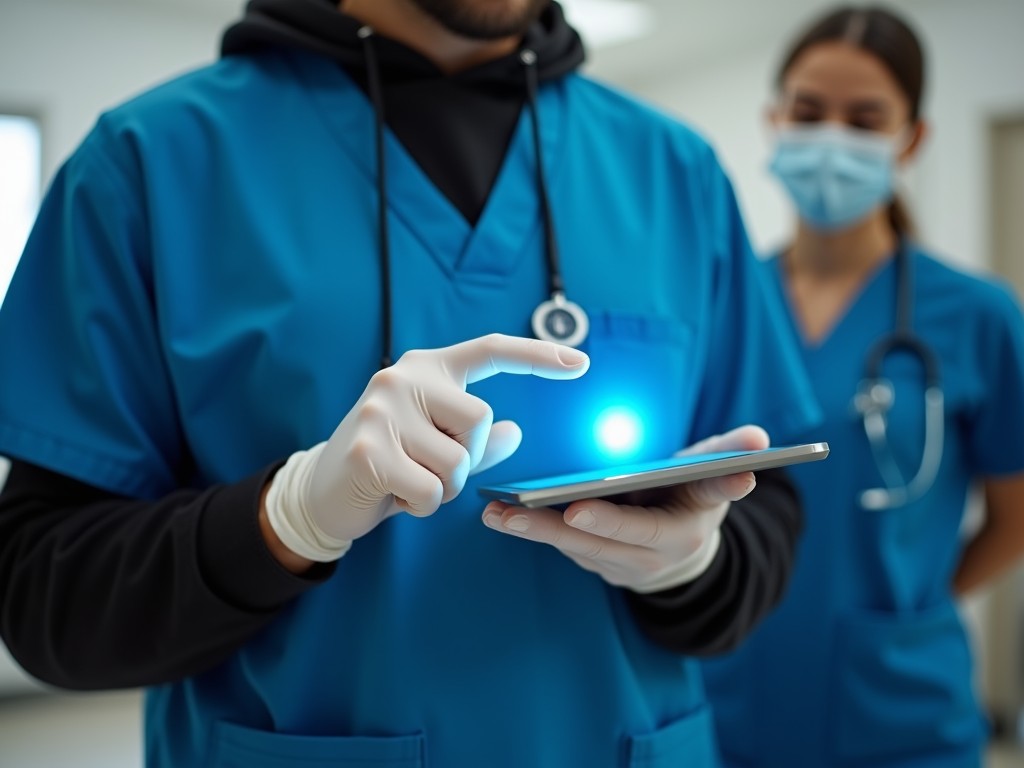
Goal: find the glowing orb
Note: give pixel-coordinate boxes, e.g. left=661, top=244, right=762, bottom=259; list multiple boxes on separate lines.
left=595, top=407, right=643, bottom=457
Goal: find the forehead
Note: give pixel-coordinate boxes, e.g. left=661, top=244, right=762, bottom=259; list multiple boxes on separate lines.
left=783, top=41, right=907, bottom=104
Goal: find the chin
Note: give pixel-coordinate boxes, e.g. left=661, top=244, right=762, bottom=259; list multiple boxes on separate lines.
left=411, top=0, right=550, bottom=40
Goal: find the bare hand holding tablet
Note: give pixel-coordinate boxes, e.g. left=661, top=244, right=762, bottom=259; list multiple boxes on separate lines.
left=478, top=442, right=829, bottom=508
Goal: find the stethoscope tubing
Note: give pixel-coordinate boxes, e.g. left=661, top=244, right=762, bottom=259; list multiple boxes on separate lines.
left=855, top=242, right=944, bottom=509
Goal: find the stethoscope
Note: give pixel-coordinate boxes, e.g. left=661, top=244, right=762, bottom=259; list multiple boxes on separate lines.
left=358, top=29, right=589, bottom=370
left=852, top=242, right=944, bottom=509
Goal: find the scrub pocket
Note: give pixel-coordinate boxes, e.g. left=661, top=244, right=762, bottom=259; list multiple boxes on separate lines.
left=828, top=602, right=985, bottom=765
left=627, top=704, right=721, bottom=768
left=207, top=721, right=424, bottom=768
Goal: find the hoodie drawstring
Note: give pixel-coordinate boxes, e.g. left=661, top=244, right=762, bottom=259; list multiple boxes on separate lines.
left=520, top=49, right=565, bottom=299
left=358, top=26, right=394, bottom=370
left=358, top=28, right=572, bottom=369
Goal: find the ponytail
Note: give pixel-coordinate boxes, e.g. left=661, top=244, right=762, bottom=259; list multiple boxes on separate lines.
left=888, top=194, right=915, bottom=240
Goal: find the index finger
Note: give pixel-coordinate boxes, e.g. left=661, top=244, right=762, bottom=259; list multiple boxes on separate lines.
left=445, top=334, right=590, bottom=384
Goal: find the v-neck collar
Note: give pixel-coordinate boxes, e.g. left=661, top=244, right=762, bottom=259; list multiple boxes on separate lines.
left=284, top=50, right=567, bottom=280
left=771, top=250, right=897, bottom=353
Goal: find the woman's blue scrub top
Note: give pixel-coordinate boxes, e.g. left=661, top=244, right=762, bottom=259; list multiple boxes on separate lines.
left=0, top=50, right=817, bottom=768
left=703, top=247, right=1024, bottom=768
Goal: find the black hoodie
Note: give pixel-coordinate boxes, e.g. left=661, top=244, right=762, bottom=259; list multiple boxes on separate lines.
left=0, top=0, right=803, bottom=691
left=222, top=0, right=585, bottom=223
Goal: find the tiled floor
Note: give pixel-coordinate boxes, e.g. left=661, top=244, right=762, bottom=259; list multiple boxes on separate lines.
left=1, top=689, right=1023, bottom=767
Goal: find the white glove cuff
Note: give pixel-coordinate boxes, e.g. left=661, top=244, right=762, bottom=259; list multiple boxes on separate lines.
left=265, top=442, right=353, bottom=563
left=630, top=528, right=722, bottom=594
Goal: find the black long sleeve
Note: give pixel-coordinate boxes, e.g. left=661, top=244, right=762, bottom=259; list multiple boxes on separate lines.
left=626, top=468, right=803, bottom=656
left=1, top=460, right=799, bottom=692
left=0, top=460, right=335, bottom=691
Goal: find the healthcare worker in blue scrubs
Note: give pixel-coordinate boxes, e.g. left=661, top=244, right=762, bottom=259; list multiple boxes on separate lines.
left=0, top=2, right=818, bottom=766
left=702, top=7, right=1024, bottom=768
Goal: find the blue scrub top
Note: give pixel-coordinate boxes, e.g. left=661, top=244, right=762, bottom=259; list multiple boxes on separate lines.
left=703, top=247, right=1024, bottom=768
left=0, top=50, right=816, bottom=768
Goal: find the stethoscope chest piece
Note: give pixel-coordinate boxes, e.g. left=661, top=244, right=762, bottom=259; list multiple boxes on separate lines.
left=532, top=292, right=589, bottom=347
left=853, top=379, right=895, bottom=418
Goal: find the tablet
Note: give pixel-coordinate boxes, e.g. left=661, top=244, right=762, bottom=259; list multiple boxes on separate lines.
left=478, top=442, right=829, bottom=508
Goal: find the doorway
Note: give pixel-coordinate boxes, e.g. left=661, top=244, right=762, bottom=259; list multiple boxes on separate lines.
left=984, top=114, right=1024, bottom=743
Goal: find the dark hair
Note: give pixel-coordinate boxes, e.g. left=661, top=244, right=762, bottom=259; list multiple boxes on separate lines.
left=776, top=6, right=926, bottom=237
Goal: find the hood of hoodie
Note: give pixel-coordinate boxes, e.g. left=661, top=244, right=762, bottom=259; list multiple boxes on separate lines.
left=222, top=0, right=585, bottom=85
left=220, top=1, right=584, bottom=225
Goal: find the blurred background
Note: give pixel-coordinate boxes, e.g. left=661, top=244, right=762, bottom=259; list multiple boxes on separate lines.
left=0, top=0, right=1022, bottom=765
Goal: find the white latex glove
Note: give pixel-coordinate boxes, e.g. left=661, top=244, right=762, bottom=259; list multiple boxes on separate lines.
left=265, top=334, right=590, bottom=562
left=482, top=425, right=770, bottom=593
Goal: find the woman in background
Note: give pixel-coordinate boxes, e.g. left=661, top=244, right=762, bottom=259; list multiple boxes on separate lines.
left=702, top=7, right=1024, bottom=767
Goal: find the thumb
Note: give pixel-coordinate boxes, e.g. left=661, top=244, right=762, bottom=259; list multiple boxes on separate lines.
left=469, top=420, right=523, bottom=475
left=678, top=424, right=770, bottom=457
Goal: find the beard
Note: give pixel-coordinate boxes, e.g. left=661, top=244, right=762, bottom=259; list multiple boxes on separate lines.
left=408, top=0, right=550, bottom=40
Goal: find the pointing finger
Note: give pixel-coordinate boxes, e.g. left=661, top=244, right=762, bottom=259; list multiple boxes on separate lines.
left=445, top=334, right=590, bottom=385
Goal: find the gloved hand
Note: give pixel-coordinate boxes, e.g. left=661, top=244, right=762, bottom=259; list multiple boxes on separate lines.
left=264, top=334, right=590, bottom=564
left=482, top=425, right=769, bottom=593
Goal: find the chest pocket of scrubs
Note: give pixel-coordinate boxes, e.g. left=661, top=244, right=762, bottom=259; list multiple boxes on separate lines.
left=207, top=721, right=424, bottom=768
left=627, top=705, right=721, bottom=768
left=828, top=602, right=984, bottom=764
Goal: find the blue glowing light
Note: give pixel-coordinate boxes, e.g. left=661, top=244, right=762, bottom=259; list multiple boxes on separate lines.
left=594, top=407, right=644, bottom=458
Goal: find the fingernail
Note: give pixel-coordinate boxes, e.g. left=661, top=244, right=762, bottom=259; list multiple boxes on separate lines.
left=557, top=348, right=588, bottom=367
left=504, top=515, right=531, bottom=532
left=743, top=478, right=757, bottom=495
left=483, top=512, right=502, bottom=528
left=570, top=509, right=595, bottom=528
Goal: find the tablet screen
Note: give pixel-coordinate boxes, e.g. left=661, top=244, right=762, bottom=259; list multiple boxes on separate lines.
left=478, top=443, right=829, bottom=507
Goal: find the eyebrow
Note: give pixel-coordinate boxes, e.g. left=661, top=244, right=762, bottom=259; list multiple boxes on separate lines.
left=791, top=93, right=826, bottom=109
left=847, top=100, right=891, bottom=115
left=789, top=93, right=892, bottom=116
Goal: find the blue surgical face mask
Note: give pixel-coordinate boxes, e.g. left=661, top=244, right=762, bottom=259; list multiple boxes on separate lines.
left=769, top=123, right=902, bottom=232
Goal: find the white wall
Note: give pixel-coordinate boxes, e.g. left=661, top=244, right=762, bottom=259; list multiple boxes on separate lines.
left=909, top=0, right=1024, bottom=270
left=0, top=0, right=234, bottom=182
left=623, top=0, right=1024, bottom=270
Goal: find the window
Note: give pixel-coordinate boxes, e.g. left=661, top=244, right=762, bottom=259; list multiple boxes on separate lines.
left=0, top=114, right=41, bottom=307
